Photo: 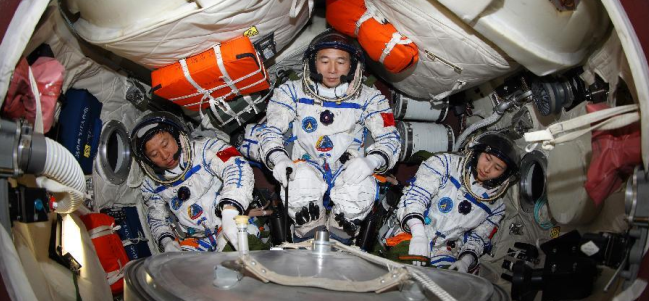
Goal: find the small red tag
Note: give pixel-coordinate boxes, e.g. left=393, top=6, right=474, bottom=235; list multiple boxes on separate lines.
left=380, top=112, right=395, bottom=127
left=216, top=146, right=241, bottom=162
left=488, top=226, right=499, bottom=239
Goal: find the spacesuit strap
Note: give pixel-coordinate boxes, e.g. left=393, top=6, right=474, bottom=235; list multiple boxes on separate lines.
left=296, top=98, right=363, bottom=109
left=400, top=213, right=425, bottom=233
left=152, top=164, right=203, bottom=193
left=449, top=175, right=493, bottom=214
left=448, top=175, right=462, bottom=189
left=457, top=251, right=479, bottom=271
left=367, top=150, right=390, bottom=174
left=264, top=147, right=290, bottom=170
left=157, top=233, right=176, bottom=250
left=216, top=198, right=245, bottom=216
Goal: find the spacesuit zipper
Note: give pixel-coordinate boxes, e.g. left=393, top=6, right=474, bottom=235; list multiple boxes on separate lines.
left=424, top=50, right=463, bottom=74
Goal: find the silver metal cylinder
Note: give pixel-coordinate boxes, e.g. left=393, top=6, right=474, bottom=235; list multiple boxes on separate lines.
left=312, top=230, right=331, bottom=255
left=397, top=121, right=454, bottom=161
left=392, top=92, right=448, bottom=122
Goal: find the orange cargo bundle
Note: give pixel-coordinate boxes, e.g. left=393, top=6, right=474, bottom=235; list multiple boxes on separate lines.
left=325, top=0, right=419, bottom=73
left=357, top=18, right=419, bottom=73
left=151, top=36, right=270, bottom=111
left=80, top=213, right=129, bottom=295
left=325, top=0, right=366, bottom=37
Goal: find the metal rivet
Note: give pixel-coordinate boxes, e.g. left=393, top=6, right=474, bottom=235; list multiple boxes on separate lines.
left=262, top=269, right=266, bottom=273
left=251, top=261, right=256, bottom=265
left=380, top=279, right=385, bottom=283
left=392, top=274, right=397, bottom=278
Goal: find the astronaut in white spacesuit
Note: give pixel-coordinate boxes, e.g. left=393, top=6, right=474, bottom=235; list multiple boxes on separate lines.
left=256, top=30, right=401, bottom=242
left=132, top=112, right=254, bottom=252
left=396, top=133, right=519, bottom=272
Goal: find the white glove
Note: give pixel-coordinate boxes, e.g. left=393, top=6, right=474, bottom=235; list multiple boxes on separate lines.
left=270, top=152, right=296, bottom=187
left=161, top=237, right=182, bottom=253
left=221, top=208, right=239, bottom=251
left=340, top=155, right=384, bottom=185
left=407, top=219, right=429, bottom=266
left=449, top=254, right=475, bottom=273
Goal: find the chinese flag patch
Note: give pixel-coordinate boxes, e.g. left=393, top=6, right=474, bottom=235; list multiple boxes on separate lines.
left=380, top=112, right=396, bottom=127
left=216, top=146, right=241, bottom=162
left=488, top=226, right=499, bottom=239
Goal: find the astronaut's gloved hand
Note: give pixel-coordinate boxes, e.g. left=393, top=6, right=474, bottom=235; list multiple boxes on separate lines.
left=161, top=237, right=182, bottom=253
left=334, top=212, right=362, bottom=236
left=295, top=201, right=320, bottom=225
left=221, top=208, right=239, bottom=250
left=340, top=154, right=384, bottom=185
left=407, top=219, right=429, bottom=266
left=449, top=254, right=475, bottom=273
left=270, top=152, right=296, bottom=187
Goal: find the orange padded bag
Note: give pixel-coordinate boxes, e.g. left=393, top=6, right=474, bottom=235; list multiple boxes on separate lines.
left=326, top=0, right=366, bottom=37
left=357, top=18, right=419, bottom=73
left=151, top=36, right=269, bottom=111
left=80, top=213, right=130, bottom=295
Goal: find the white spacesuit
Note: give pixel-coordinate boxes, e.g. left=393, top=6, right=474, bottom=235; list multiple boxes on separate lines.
left=396, top=134, right=519, bottom=271
left=256, top=31, right=401, bottom=241
left=133, top=113, right=254, bottom=252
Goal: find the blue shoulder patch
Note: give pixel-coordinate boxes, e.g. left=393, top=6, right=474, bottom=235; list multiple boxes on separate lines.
left=302, top=116, right=318, bottom=133
left=438, top=197, right=454, bottom=214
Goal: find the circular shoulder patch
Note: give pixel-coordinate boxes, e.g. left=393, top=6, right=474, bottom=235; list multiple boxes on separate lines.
left=170, top=197, right=183, bottom=211
left=302, top=116, right=318, bottom=133
left=438, top=197, right=454, bottom=214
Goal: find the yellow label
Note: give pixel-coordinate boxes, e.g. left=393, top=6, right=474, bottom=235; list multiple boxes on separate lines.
left=550, top=226, right=561, bottom=239
left=243, top=26, right=259, bottom=37
left=84, top=145, right=91, bottom=158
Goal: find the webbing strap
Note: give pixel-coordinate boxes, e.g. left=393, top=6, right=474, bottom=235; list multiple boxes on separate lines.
left=179, top=58, right=207, bottom=95
left=242, top=94, right=259, bottom=114
left=176, top=42, right=271, bottom=126
left=172, top=43, right=266, bottom=106
left=213, top=44, right=241, bottom=96
left=289, top=0, right=313, bottom=19
left=380, top=32, right=413, bottom=63
left=27, top=66, right=44, bottom=133
left=87, top=224, right=120, bottom=239
left=106, top=259, right=125, bottom=285
left=524, top=104, right=639, bottom=151
left=355, top=10, right=374, bottom=36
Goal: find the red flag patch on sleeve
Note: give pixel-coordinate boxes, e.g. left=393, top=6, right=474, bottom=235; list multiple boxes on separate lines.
left=216, top=146, right=242, bottom=162
left=380, top=112, right=396, bottom=127
left=488, top=226, right=499, bottom=239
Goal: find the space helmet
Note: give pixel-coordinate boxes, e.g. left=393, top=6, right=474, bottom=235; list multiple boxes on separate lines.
left=131, top=112, right=192, bottom=184
left=465, top=133, right=520, bottom=191
left=302, top=30, right=364, bottom=102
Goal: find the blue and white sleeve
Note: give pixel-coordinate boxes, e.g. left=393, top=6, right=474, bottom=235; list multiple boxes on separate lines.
left=257, top=81, right=298, bottom=168
left=396, top=155, right=449, bottom=232
left=361, top=91, right=401, bottom=173
left=141, top=179, right=175, bottom=250
left=203, top=138, right=255, bottom=215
